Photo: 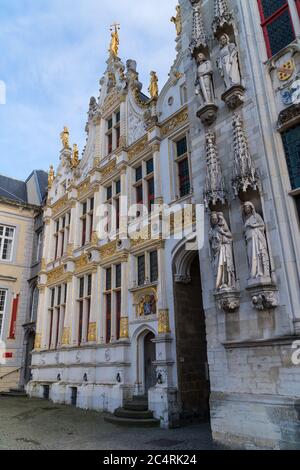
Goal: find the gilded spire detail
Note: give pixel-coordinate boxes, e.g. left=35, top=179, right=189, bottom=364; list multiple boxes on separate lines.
left=60, top=126, right=70, bottom=150
left=109, top=23, right=120, bottom=58
left=48, top=165, right=55, bottom=189
left=148, top=71, right=159, bottom=100
left=71, top=144, right=80, bottom=168
left=171, top=5, right=182, bottom=36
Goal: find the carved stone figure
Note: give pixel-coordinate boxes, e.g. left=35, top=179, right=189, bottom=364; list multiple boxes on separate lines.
left=243, top=202, right=271, bottom=282
left=148, top=71, right=159, bottom=100
left=171, top=5, right=182, bottom=36
left=209, top=212, right=236, bottom=291
left=71, top=144, right=79, bottom=168
left=195, top=53, right=214, bottom=105
left=217, top=34, right=241, bottom=89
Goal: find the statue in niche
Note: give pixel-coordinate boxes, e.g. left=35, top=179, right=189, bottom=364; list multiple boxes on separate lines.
left=243, top=202, right=271, bottom=281
left=217, top=34, right=241, bottom=89
left=195, top=52, right=215, bottom=105
left=209, top=212, right=236, bottom=291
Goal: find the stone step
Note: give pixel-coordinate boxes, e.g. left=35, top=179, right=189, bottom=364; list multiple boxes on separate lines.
left=104, top=414, right=159, bottom=428
left=123, top=402, right=149, bottom=412
left=131, top=395, right=148, bottom=402
left=114, top=407, right=154, bottom=420
left=0, top=391, right=27, bottom=397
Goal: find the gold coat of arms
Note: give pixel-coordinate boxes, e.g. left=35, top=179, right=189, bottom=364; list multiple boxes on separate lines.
left=277, top=59, right=295, bottom=81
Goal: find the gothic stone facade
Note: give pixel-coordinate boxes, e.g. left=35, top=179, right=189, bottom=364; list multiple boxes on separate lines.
left=29, top=0, right=300, bottom=450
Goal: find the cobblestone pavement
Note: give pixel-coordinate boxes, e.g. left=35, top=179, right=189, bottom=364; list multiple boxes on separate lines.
left=0, top=396, right=222, bottom=450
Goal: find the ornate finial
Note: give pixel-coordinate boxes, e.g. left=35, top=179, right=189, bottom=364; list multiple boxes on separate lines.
left=148, top=71, right=159, bottom=100
left=212, top=0, right=233, bottom=36
left=190, top=1, right=208, bottom=56
left=71, top=144, right=80, bottom=168
left=204, top=131, right=226, bottom=209
left=48, top=165, right=55, bottom=189
left=232, top=113, right=259, bottom=195
left=171, top=5, right=182, bottom=36
left=109, top=23, right=120, bottom=58
left=60, top=126, right=70, bottom=150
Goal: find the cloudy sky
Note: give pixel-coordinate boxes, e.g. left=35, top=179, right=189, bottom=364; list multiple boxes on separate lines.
left=0, top=0, right=178, bottom=181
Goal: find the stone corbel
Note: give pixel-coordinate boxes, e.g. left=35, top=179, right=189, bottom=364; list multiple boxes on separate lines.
left=221, top=84, right=245, bottom=110
left=246, top=283, right=279, bottom=312
left=214, top=288, right=240, bottom=313
left=197, top=104, right=219, bottom=126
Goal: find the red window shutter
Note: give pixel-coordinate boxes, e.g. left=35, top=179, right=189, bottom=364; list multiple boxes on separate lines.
left=8, top=294, right=19, bottom=340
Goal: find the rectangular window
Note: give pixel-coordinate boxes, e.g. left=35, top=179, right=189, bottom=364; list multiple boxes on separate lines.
left=108, top=132, right=113, bottom=154
left=178, top=158, right=191, bottom=198
left=81, top=199, right=94, bottom=247
left=282, top=124, right=300, bottom=190
left=0, top=289, right=7, bottom=337
left=136, top=184, right=143, bottom=205
left=0, top=225, right=15, bottom=261
left=115, top=180, right=121, bottom=195
left=115, top=264, right=122, bottom=288
left=48, top=284, right=67, bottom=350
left=258, top=0, right=295, bottom=57
left=107, top=186, right=112, bottom=201
left=136, top=166, right=143, bottom=182
left=137, top=255, right=145, bottom=286
left=148, top=178, right=155, bottom=211
left=116, top=291, right=121, bottom=341
left=150, top=251, right=158, bottom=283
left=106, top=293, right=111, bottom=344
left=106, top=267, right=112, bottom=291
left=146, top=158, right=154, bottom=175
left=176, top=137, right=188, bottom=158
left=77, top=275, right=92, bottom=346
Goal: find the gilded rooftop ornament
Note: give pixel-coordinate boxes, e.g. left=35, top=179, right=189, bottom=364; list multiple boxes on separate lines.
left=109, top=23, right=120, bottom=58
left=71, top=144, right=79, bottom=168
left=148, top=71, right=159, bottom=100
left=60, top=126, right=70, bottom=149
left=48, top=165, right=55, bottom=189
left=171, top=5, right=182, bottom=36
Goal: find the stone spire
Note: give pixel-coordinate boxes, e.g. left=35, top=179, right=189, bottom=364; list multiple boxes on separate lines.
left=190, top=1, right=208, bottom=56
left=212, top=0, right=233, bottom=36
left=204, top=131, right=226, bottom=208
left=232, top=114, right=259, bottom=195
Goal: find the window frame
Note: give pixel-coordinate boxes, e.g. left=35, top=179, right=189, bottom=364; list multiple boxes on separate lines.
left=0, top=224, right=15, bottom=262
left=174, top=135, right=191, bottom=199
left=0, top=288, right=7, bottom=339
left=257, top=0, right=296, bottom=58
left=104, top=264, right=122, bottom=343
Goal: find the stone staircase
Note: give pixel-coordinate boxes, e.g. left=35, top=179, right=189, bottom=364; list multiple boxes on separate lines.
left=0, top=388, right=27, bottom=398
left=104, top=395, right=160, bottom=427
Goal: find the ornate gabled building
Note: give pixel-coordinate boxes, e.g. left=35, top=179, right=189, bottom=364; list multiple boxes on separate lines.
left=29, top=0, right=300, bottom=449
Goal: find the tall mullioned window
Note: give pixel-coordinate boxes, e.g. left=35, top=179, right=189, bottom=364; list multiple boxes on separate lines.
left=257, top=0, right=297, bottom=57
left=282, top=123, right=300, bottom=221
left=104, top=264, right=122, bottom=343
left=0, top=225, right=15, bottom=261
left=77, top=274, right=92, bottom=346
left=81, top=198, right=94, bottom=247
left=175, top=136, right=191, bottom=198
left=0, top=289, right=7, bottom=337
left=48, top=284, right=67, bottom=350
left=54, top=212, right=71, bottom=260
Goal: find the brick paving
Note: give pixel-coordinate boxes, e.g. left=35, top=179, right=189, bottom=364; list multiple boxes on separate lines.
left=0, top=396, right=222, bottom=450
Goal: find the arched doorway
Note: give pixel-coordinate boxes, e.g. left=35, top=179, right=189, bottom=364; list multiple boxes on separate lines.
left=173, top=243, right=210, bottom=422
left=136, top=329, right=156, bottom=395
left=144, top=332, right=156, bottom=392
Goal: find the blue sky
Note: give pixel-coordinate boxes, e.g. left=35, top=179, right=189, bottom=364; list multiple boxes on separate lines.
left=0, top=0, right=178, bottom=181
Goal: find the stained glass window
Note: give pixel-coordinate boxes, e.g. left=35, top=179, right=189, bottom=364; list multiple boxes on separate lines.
left=282, top=124, right=300, bottom=190
left=258, top=0, right=295, bottom=57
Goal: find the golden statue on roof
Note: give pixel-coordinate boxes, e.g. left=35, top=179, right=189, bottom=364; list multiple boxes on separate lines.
left=71, top=144, right=79, bottom=168
left=48, top=165, right=55, bottom=189
left=109, top=24, right=120, bottom=58
left=171, top=5, right=182, bottom=36
left=60, top=126, right=70, bottom=149
left=148, top=71, right=159, bottom=100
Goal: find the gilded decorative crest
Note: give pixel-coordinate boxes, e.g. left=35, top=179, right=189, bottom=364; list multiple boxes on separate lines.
left=128, top=136, right=148, bottom=161
left=161, top=108, right=189, bottom=137
left=100, top=160, right=117, bottom=178
left=34, top=334, right=41, bottom=351
left=99, top=240, right=117, bottom=259
left=75, top=254, right=89, bottom=273
left=51, top=195, right=69, bottom=217
left=88, top=323, right=97, bottom=342
left=277, top=59, right=295, bottom=81
left=47, top=266, right=65, bottom=285
left=120, top=317, right=129, bottom=339
left=62, top=327, right=70, bottom=346
left=158, top=309, right=171, bottom=335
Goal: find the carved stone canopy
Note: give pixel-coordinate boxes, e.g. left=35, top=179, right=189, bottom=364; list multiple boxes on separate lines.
left=212, top=0, right=233, bottom=38
left=204, top=131, right=227, bottom=208
left=190, top=1, right=209, bottom=57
